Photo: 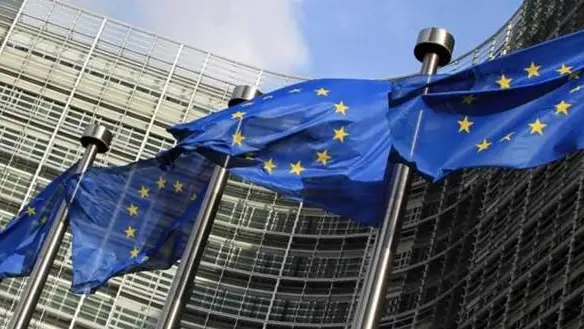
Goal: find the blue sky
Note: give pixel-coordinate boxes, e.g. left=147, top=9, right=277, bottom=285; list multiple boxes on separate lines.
left=66, top=0, right=521, bottom=79
left=296, top=1, right=522, bottom=77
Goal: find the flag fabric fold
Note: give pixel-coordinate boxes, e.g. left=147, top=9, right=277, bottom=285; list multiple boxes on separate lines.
left=66, top=150, right=213, bottom=293
left=169, top=79, right=395, bottom=227
left=387, top=30, right=584, bottom=181
left=0, top=166, right=74, bottom=279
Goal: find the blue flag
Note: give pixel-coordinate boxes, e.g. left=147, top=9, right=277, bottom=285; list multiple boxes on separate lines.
left=0, top=167, right=73, bottom=279
left=67, top=150, right=213, bottom=293
left=388, top=30, right=584, bottom=180
left=169, top=79, right=395, bottom=227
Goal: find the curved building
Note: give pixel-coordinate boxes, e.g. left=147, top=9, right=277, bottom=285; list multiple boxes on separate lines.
left=377, top=1, right=584, bottom=328
left=0, top=0, right=582, bottom=329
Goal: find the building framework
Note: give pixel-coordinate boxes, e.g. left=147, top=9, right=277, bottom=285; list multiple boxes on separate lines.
left=0, top=0, right=582, bottom=328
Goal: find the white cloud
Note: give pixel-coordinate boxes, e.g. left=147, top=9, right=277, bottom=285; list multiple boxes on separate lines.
left=65, top=0, right=309, bottom=73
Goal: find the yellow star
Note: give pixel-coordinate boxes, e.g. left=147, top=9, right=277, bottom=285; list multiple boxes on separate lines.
left=289, top=88, right=302, bottom=93
left=570, top=71, right=580, bottom=80
left=127, top=203, right=139, bottom=217
left=124, top=226, right=136, bottom=239
left=528, top=119, right=546, bottom=135
left=496, top=74, right=512, bottom=89
left=232, top=131, right=245, bottom=146
left=476, top=139, right=492, bottom=152
left=130, top=247, right=140, bottom=259
left=26, top=207, right=36, bottom=216
left=333, top=127, right=349, bottom=142
left=334, top=101, right=349, bottom=115
left=244, top=153, right=254, bottom=160
left=555, top=100, right=572, bottom=115
left=173, top=180, right=184, bottom=193
left=39, top=216, right=47, bottom=224
left=557, top=64, right=573, bottom=76
left=316, top=150, right=332, bottom=165
left=289, top=161, right=305, bottom=175
left=500, top=132, right=514, bottom=142
left=138, top=185, right=149, bottom=199
left=524, top=62, right=541, bottom=78
left=156, top=176, right=166, bottom=189
left=191, top=193, right=197, bottom=201
left=570, top=85, right=582, bottom=93
left=231, top=111, right=245, bottom=120
left=461, top=95, right=477, bottom=105
left=457, top=116, right=474, bottom=133
left=315, top=88, right=330, bottom=96
left=263, top=158, right=277, bottom=174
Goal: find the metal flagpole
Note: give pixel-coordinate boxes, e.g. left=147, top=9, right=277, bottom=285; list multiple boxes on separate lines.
left=351, top=27, right=454, bottom=329
left=155, top=85, right=262, bottom=329
left=8, top=124, right=113, bottom=329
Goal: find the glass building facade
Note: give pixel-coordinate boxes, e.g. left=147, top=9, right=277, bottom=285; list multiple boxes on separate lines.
left=0, top=0, right=583, bottom=328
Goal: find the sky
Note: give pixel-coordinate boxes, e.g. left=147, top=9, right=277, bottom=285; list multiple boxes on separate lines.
left=64, top=0, right=521, bottom=79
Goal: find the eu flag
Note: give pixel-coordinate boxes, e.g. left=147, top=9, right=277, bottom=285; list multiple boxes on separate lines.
left=67, top=150, right=213, bottom=293
left=169, top=79, right=395, bottom=227
left=0, top=167, right=73, bottom=279
left=388, top=30, right=584, bottom=181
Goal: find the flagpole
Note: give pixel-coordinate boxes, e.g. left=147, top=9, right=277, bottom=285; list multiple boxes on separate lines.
left=352, top=27, right=454, bottom=329
left=7, top=124, right=113, bottom=329
left=155, top=85, right=262, bottom=329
